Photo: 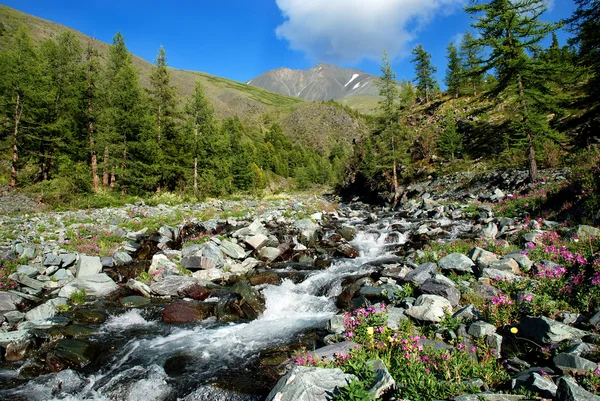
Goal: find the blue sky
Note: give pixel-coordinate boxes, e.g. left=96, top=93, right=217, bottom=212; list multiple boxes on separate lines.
left=3, top=0, right=576, bottom=86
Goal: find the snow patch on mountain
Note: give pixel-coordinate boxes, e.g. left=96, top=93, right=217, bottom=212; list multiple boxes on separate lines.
left=344, top=74, right=360, bottom=87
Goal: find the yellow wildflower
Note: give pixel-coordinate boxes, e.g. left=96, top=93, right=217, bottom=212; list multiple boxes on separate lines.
left=510, top=327, right=518, bottom=334
left=367, top=327, right=374, bottom=336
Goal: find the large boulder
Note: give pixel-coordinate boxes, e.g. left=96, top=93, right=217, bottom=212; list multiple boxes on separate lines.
left=518, top=316, right=588, bottom=345
left=405, top=294, right=452, bottom=323
left=25, top=298, right=68, bottom=321
left=150, top=275, right=199, bottom=297
left=75, top=255, right=103, bottom=277
left=265, top=366, right=355, bottom=401
left=58, top=273, right=120, bottom=298
left=438, top=253, right=475, bottom=274
left=556, top=376, right=600, bottom=401
left=162, top=300, right=215, bottom=323
left=0, top=292, right=23, bottom=312
left=404, top=262, right=438, bottom=285
left=419, top=278, right=461, bottom=307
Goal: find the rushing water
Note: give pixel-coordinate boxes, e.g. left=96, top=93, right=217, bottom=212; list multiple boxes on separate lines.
left=1, top=214, right=470, bottom=400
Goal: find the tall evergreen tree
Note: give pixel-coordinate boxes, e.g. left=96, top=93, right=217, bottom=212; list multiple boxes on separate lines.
left=466, top=0, right=559, bottom=182
left=411, top=44, right=437, bottom=103
left=148, top=46, right=178, bottom=191
left=0, top=26, right=40, bottom=187
left=567, top=0, right=600, bottom=105
left=84, top=40, right=102, bottom=191
left=445, top=42, right=463, bottom=98
left=185, top=81, right=217, bottom=194
left=459, top=31, right=484, bottom=96
left=375, top=50, right=401, bottom=205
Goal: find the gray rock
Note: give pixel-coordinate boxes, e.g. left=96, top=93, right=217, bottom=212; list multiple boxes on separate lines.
left=0, top=330, right=32, bottom=347
left=17, top=265, right=40, bottom=277
left=512, top=371, right=557, bottom=399
left=149, top=254, right=180, bottom=276
left=150, top=275, right=199, bottom=297
left=43, top=254, right=62, bottom=267
left=553, top=353, right=598, bottom=375
left=113, top=251, right=133, bottom=266
left=420, top=278, right=461, bottom=307
left=468, top=321, right=497, bottom=338
left=570, top=225, right=600, bottom=240
left=489, top=258, right=521, bottom=273
left=0, top=291, right=23, bottom=312
left=556, top=375, right=600, bottom=401
left=366, top=359, right=396, bottom=399
left=52, top=268, right=73, bottom=281
left=3, top=310, right=25, bottom=324
left=482, top=268, right=519, bottom=282
left=21, top=246, right=35, bottom=259
left=9, top=273, right=45, bottom=290
left=518, top=316, right=588, bottom=344
left=75, top=255, right=103, bottom=277
left=438, top=253, right=475, bottom=274
left=220, top=240, right=246, bottom=260
left=453, top=304, right=482, bottom=322
left=481, top=222, right=499, bottom=239
left=486, top=332, right=503, bottom=356
left=60, top=253, right=77, bottom=268
left=265, top=366, right=355, bottom=401
left=19, top=316, right=70, bottom=330
left=101, top=257, right=114, bottom=268
left=258, top=247, right=281, bottom=262
left=468, top=247, right=499, bottom=269
left=404, top=262, right=438, bottom=285
left=314, top=341, right=360, bottom=361
left=245, top=234, right=268, bottom=250
left=25, top=298, right=68, bottom=321
left=58, top=273, right=120, bottom=298
left=293, top=218, right=318, bottom=231
left=126, top=279, right=154, bottom=298
left=405, top=294, right=452, bottom=323
left=338, top=225, right=356, bottom=241
left=589, top=311, right=600, bottom=329
left=326, top=315, right=345, bottom=334
left=386, top=307, right=407, bottom=330
left=505, top=252, right=533, bottom=272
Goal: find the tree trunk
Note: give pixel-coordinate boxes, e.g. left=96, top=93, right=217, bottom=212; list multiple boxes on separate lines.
left=88, top=84, right=98, bottom=191
left=518, top=75, right=538, bottom=183
left=121, top=135, right=127, bottom=196
left=103, top=146, right=109, bottom=187
left=110, top=165, right=115, bottom=189
left=10, top=94, right=22, bottom=187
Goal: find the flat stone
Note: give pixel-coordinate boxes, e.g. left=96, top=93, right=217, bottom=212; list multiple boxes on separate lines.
left=3, top=310, right=25, bottom=324
left=162, top=300, right=215, bottom=323
left=420, top=278, right=461, bottom=307
left=366, top=359, right=396, bottom=399
left=19, top=316, right=70, bottom=330
left=468, top=321, right=497, bottom=338
left=113, top=251, right=133, bottom=266
left=482, top=268, right=519, bottom=282
left=245, top=234, right=269, bottom=250
left=0, top=291, right=23, bottom=312
left=75, top=255, right=103, bottom=277
left=438, top=253, right=475, bottom=274
left=258, top=247, right=281, bottom=262
left=489, top=258, right=521, bottom=273
left=518, top=316, right=588, bottom=345
left=314, top=341, right=360, bottom=361
left=404, top=262, right=438, bottom=285
left=150, top=275, right=199, bottom=297
left=387, top=307, right=408, bottom=330
left=101, top=257, right=114, bottom=268
left=43, top=254, right=62, bottom=267
left=25, top=298, right=68, bottom=321
left=120, top=296, right=151, bottom=308
left=10, top=273, right=45, bottom=290
left=17, top=265, right=40, bottom=277
left=0, top=330, right=32, bottom=347
left=505, top=252, right=533, bottom=272
left=589, top=311, right=600, bottom=328
left=220, top=240, right=246, bottom=259
left=265, top=366, right=355, bottom=401
left=58, top=273, right=120, bottom=298
left=512, top=371, right=557, bottom=399
left=60, top=254, right=77, bottom=268
left=553, top=353, right=598, bottom=375
left=468, top=247, right=499, bottom=269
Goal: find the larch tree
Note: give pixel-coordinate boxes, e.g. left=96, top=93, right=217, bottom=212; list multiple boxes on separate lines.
left=84, top=39, right=102, bottom=190
left=459, top=31, right=485, bottom=96
left=375, top=50, right=401, bottom=206
left=148, top=46, right=178, bottom=192
left=0, top=26, right=39, bottom=187
left=411, top=44, right=437, bottom=103
left=466, top=0, right=559, bottom=182
left=445, top=42, right=463, bottom=98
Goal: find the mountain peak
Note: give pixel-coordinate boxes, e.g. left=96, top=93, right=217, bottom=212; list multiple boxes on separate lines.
left=248, top=64, right=380, bottom=102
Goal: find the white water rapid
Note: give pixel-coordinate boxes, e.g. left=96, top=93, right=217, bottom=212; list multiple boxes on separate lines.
left=3, top=221, right=411, bottom=401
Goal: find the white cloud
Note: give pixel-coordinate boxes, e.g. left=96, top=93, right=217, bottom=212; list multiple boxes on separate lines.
left=275, top=0, right=465, bottom=63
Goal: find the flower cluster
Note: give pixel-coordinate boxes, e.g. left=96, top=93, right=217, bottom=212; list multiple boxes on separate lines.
left=343, top=304, right=389, bottom=344
left=536, top=263, right=567, bottom=279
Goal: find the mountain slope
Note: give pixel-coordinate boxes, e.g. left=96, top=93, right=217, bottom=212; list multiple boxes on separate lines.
left=0, top=5, right=367, bottom=153
left=248, top=63, right=381, bottom=102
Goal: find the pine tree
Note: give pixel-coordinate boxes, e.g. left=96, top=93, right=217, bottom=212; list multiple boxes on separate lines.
left=375, top=50, right=401, bottom=205
left=466, top=0, right=559, bottom=182
left=411, top=44, right=437, bottom=103
left=0, top=26, right=40, bottom=187
left=459, top=31, right=484, bottom=96
left=438, top=109, right=463, bottom=159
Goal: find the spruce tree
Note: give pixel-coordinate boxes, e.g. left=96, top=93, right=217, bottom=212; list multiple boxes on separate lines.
left=445, top=42, right=463, bottom=98
left=411, top=44, right=437, bottom=103
left=84, top=40, right=102, bottom=191
left=0, top=26, right=40, bottom=187
left=438, top=109, right=463, bottom=159
left=459, top=31, right=484, bottom=96
left=466, top=0, right=559, bottom=182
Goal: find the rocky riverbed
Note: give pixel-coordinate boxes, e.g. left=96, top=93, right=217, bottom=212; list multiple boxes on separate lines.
left=0, top=171, right=599, bottom=401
